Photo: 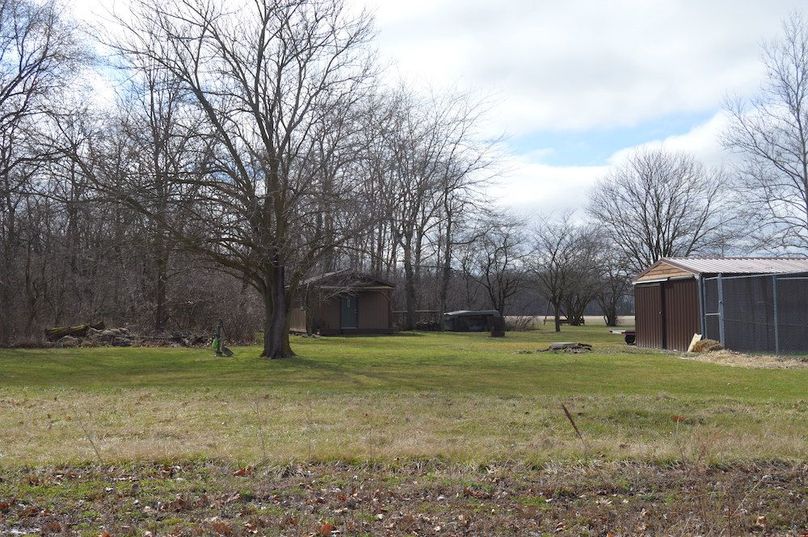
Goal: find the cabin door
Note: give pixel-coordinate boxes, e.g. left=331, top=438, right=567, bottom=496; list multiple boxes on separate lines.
left=340, top=295, right=359, bottom=329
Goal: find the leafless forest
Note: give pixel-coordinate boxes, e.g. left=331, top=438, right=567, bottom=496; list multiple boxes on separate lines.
left=2, top=0, right=808, bottom=356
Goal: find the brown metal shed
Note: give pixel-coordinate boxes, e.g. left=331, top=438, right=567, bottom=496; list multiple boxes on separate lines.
left=292, top=270, right=395, bottom=336
left=633, top=257, right=808, bottom=351
left=634, top=279, right=699, bottom=351
left=634, top=283, right=663, bottom=348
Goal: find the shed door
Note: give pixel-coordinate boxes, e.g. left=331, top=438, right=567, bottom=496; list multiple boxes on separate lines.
left=662, top=279, right=699, bottom=351
left=340, top=295, right=359, bottom=329
left=635, top=283, right=664, bottom=348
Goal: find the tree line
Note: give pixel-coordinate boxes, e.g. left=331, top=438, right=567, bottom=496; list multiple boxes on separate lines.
left=1, top=0, right=807, bottom=354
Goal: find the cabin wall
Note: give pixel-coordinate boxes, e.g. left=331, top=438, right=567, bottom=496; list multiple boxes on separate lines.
left=312, top=288, right=393, bottom=335
left=357, top=289, right=392, bottom=330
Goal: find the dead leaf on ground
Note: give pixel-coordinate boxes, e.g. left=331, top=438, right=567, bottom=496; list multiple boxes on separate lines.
left=232, top=466, right=253, bottom=477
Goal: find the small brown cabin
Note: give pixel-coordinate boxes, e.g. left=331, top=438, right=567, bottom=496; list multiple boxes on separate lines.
left=634, top=257, right=808, bottom=351
left=290, top=270, right=395, bottom=336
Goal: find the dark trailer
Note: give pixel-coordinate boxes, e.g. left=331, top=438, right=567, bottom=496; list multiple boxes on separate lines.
left=443, top=310, right=502, bottom=332
left=633, top=257, right=808, bottom=353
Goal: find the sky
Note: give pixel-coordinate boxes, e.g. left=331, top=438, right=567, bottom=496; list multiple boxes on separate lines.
left=71, top=0, right=807, bottom=218
left=357, top=0, right=805, bottom=218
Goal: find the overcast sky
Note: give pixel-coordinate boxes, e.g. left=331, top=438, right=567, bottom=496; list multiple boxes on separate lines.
left=72, top=0, right=806, bottom=218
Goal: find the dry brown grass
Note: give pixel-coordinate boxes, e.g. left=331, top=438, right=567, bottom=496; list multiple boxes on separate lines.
left=678, top=349, right=808, bottom=369
left=692, top=338, right=723, bottom=353
left=1, top=388, right=805, bottom=467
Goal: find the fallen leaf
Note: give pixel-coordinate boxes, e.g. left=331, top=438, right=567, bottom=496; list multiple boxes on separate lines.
left=318, top=522, right=335, bottom=536
left=232, top=467, right=253, bottom=477
left=209, top=520, right=233, bottom=536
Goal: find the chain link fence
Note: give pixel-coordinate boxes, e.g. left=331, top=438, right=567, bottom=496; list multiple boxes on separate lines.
left=702, top=272, right=808, bottom=353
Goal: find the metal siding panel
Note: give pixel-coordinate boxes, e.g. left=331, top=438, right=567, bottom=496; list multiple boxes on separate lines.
left=663, top=279, right=700, bottom=351
left=635, top=284, right=663, bottom=348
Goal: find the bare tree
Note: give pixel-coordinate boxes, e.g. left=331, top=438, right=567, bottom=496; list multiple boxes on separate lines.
left=0, top=0, right=80, bottom=345
left=528, top=216, right=582, bottom=333
left=724, top=13, right=808, bottom=251
left=559, top=229, right=601, bottom=326
left=460, top=214, right=525, bottom=314
left=588, top=149, right=730, bottom=274
left=110, top=64, right=199, bottom=333
left=595, top=247, right=632, bottom=327
left=381, top=91, right=488, bottom=329
left=87, top=0, right=376, bottom=357
left=435, top=145, right=491, bottom=315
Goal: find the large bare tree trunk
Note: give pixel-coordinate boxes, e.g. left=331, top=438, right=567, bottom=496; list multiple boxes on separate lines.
left=439, top=214, right=453, bottom=314
left=0, top=264, right=12, bottom=346
left=153, top=233, right=168, bottom=332
left=262, top=265, right=293, bottom=359
left=0, top=197, right=16, bottom=346
left=403, top=239, right=417, bottom=330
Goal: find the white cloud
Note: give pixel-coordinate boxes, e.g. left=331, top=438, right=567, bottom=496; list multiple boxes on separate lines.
left=355, top=0, right=785, bottom=217
left=490, top=155, right=607, bottom=219
left=364, top=0, right=801, bottom=134
left=608, top=111, right=733, bottom=168
left=492, top=110, right=735, bottom=217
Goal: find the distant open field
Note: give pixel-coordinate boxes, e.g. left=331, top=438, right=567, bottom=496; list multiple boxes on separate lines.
left=506, top=315, right=635, bottom=329
left=1, top=327, right=806, bottom=535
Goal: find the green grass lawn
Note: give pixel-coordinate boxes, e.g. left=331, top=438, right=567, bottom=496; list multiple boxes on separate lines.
left=1, top=327, right=806, bottom=466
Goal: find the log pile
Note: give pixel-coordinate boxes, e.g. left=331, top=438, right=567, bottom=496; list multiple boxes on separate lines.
left=45, top=322, right=105, bottom=341
left=54, top=327, right=135, bottom=348
left=46, top=323, right=211, bottom=349
left=539, top=342, right=593, bottom=353
left=515, top=342, right=594, bottom=355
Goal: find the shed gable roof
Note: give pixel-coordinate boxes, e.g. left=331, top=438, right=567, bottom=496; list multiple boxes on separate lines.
left=634, top=257, right=808, bottom=284
left=302, top=269, right=394, bottom=289
left=664, top=257, right=808, bottom=275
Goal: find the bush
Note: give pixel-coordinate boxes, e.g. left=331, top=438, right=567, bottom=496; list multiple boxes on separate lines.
left=504, top=316, right=537, bottom=331
left=415, top=320, right=441, bottom=331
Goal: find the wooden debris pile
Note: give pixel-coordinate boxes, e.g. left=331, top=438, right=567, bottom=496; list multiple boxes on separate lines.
left=517, top=342, right=593, bottom=355
left=542, top=342, right=593, bottom=353
left=45, top=323, right=211, bottom=349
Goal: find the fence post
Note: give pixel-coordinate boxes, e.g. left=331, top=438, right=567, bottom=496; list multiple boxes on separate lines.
left=698, top=276, right=706, bottom=336
left=717, top=274, right=725, bottom=346
left=772, top=275, right=780, bottom=355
